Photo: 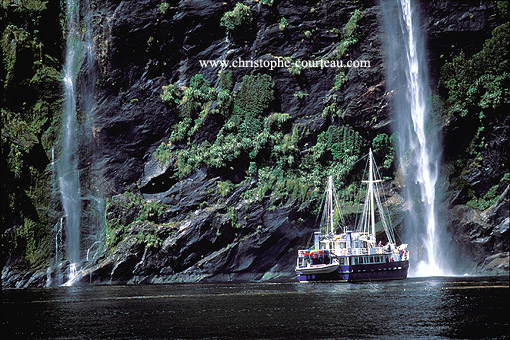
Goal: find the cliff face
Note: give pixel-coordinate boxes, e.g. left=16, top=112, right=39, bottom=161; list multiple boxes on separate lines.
left=80, top=0, right=393, bottom=284
left=1, top=0, right=508, bottom=287
left=91, top=0, right=385, bottom=190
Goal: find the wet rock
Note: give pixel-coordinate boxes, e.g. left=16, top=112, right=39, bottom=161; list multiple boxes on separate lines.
left=479, top=252, right=509, bottom=275
left=145, top=169, right=211, bottom=205
left=140, top=153, right=175, bottom=194
left=90, top=0, right=396, bottom=200
left=448, top=185, right=510, bottom=271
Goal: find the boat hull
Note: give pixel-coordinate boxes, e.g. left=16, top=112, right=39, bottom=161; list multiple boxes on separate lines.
left=297, top=260, right=409, bottom=283
left=295, top=264, right=339, bottom=275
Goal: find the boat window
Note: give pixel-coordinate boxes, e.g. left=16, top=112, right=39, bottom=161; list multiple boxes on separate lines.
left=340, top=242, right=345, bottom=248
left=339, top=258, right=345, bottom=265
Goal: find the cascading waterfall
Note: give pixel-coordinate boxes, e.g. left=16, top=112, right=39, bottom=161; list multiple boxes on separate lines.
left=57, top=0, right=99, bottom=285
left=381, top=0, right=453, bottom=276
left=59, top=0, right=82, bottom=281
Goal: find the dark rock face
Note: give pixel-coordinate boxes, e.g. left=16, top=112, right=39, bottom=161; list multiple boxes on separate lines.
left=90, top=0, right=504, bottom=197
left=90, top=0, right=390, bottom=198
left=74, top=181, right=315, bottom=284
left=76, top=0, right=387, bottom=284
left=448, top=185, right=509, bottom=273
left=424, top=0, right=498, bottom=83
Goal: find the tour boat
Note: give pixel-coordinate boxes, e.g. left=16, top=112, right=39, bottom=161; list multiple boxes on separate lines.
left=295, top=149, right=409, bottom=282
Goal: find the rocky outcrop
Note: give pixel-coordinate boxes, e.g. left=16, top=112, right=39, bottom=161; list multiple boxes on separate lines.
left=72, top=175, right=315, bottom=284
left=89, top=0, right=505, bottom=198
left=449, top=185, right=509, bottom=274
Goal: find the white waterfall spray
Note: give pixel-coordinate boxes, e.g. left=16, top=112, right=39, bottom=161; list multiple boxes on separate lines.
left=381, top=0, right=453, bottom=276
left=59, top=0, right=82, bottom=279
left=57, top=0, right=98, bottom=285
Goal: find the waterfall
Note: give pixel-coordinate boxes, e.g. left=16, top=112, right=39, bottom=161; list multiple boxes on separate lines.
left=57, top=0, right=99, bottom=285
left=59, top=0, right=82, bottom=278
left=381, top=0, right=453, bottom=276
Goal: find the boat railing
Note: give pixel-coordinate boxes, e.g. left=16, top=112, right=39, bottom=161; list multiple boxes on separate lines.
left=301, top=247, right=389, bottom=257
left=297, top=249, right=308, bottom=257
left=350, top=248, right=368, bottom=255
left=334, top=247, right=388, bottom=256
left=335, top=248, right=369, bottom=256
left=370, top=247, right=386, bottom=255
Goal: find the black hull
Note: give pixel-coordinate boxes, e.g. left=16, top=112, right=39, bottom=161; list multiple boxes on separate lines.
left=297, top=260, right=409, bottom=282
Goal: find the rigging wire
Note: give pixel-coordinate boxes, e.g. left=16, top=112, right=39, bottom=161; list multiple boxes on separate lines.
left=354, top=154, right=369, bottom=230
left=373, top=157, right=397, bottom=244
left=312, top=151, right=400, bottom=245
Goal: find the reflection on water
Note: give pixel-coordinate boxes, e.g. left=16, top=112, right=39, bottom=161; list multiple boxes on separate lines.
left=1, top=277, right=508, bottom=339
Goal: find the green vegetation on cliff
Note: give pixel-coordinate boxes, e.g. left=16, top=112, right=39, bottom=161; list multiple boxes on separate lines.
left=4, top=0, right=507, bottom=285
left=154, top=69, right=387, bottom=215
left=105, top=191, right=170, bottom=251
left=220, top=2, right=252, bottom=31
left=439, top=21, right=510, bottom=209
left=146, top=5, right=389, bottom=239
left=440, top=23, right=509, bottom=120
left=1, top=1, right=62, bottom=267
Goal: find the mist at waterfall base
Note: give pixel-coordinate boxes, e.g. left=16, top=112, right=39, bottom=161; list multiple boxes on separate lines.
left=2, top=277, right=508, bottom=339
left=52, top=0, right=104, bottom=286
left=381, top=0, right=456, bottom=276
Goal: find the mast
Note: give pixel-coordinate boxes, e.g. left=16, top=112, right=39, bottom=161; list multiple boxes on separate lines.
left=359, top=149, right=395, bottom=244
left=328, top=176, right=334, bottom=234
left=369, top=149, right=376, bottom=237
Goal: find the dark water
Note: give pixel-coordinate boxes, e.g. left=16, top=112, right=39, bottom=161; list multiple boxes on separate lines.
left=2, top=276, right=509, bottom=339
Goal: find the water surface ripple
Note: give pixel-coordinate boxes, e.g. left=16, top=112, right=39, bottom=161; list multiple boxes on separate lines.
left=2, top=276, right=508, bottom=339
